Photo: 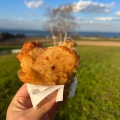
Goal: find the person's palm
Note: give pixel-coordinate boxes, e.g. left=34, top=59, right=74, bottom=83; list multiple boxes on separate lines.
left=6, top=84, right=62, bottom=120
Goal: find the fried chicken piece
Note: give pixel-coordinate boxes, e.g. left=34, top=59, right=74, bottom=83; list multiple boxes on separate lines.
left=16, top=41, right=79, bottom=86
left=59, top=40, right=77, bottom=50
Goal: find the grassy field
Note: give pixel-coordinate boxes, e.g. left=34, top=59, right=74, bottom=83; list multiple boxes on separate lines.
left=0, top=54, right=22, bottom=119
left=0, top=46, right=21, bottom=51
left=0, top=46, right=120, bottom=120
left=75, top=36, right=120, bottom=41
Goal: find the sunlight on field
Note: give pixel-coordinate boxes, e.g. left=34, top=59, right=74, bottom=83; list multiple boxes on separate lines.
left=0, top=46, right=120, bottom=120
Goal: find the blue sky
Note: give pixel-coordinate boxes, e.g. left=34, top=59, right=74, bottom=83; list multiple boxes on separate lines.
left=0, top=0, right=120, bottom=32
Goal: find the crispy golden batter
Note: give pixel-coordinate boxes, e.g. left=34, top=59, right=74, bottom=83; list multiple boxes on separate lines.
left=59, top=40, right=77, bottom=49
left=16, top=41, right=79, bottom=86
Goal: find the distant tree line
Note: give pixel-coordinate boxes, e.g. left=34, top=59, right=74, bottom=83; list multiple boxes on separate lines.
left=0, top=32, right=25, bottom=41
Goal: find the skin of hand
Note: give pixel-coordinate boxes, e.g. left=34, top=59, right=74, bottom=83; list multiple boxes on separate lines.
left=6, top=83, right=63, bottom=120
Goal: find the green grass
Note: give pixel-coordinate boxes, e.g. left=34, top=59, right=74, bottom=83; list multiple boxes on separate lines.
left=55, top=46, right=120, bottom=120
left=0, top=54, right=22, bottom=119
left=0, top=46, right=120, bottom=120
left=0, top=46, right=21, bottom=51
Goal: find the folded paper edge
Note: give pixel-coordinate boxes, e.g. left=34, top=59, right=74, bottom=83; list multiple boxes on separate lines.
left=26, top=77, right=78, bottom=109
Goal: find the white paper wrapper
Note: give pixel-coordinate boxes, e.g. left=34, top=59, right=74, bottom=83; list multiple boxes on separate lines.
left=27, top=77, right=77, bottom=109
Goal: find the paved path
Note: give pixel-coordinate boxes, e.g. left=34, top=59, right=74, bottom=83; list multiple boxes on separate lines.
left=77, top=41, right=120, bottom=47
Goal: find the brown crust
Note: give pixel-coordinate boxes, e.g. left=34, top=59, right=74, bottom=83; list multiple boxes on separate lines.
left=17, top=41, right=79, bottom=86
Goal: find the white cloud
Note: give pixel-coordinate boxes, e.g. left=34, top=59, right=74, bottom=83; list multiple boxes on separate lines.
left=19, top=17, right=24, bottom=21
left=0, top=18, right=43, bottom=30
left=24, top=0, right=43, bottom=9
left=73, top=0, right=115, bottom=13
left=30, top=13, right=36, bottom=17
left=1, top=17, right=120, bottom=32
left=79, top=21, right=120, bottom=32
left=93, top=17, right=113, bottom=21
left=93, top=17, right=120, bottom=21
left=76, top=17, right=84, bottom=21
left=115, top=11, right=120, bottom=16
left=78, top=20, right=94, bottom=24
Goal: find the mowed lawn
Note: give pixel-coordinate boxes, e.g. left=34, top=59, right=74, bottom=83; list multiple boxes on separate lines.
left=0, top=46, right=120, bottom=120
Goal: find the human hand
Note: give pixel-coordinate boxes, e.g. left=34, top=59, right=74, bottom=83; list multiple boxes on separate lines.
left=6, top=83, right=62, bottom=120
